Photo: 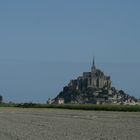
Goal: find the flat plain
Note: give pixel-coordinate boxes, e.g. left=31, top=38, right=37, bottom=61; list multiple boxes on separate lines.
left=0, top=108, right=140, bottom=140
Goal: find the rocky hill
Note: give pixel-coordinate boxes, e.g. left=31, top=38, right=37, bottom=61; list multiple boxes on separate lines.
left=52, top=58, right=137, bottom=105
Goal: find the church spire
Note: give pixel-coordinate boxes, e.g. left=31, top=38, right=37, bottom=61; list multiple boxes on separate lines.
left=91, top=56, right=96, bottom=73
left=92, top=56, right=95, bottom=68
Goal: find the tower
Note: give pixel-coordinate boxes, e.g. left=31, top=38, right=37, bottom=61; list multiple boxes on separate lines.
left=91, top=56, right=97, bottom=87
left=91, top=56, right=96, bottom=74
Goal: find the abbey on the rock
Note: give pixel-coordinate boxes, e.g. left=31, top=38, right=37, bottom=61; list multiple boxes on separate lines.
left=68, top=57, right=111, bottom=90
left=50, top=57, right=137, bottom=105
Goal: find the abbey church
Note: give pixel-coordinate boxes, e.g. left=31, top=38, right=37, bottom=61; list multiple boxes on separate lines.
left=69, top=57, right=111, bottom=90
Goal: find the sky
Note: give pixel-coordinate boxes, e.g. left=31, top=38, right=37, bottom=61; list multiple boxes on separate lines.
left=0, top=0, right=140, bottom=102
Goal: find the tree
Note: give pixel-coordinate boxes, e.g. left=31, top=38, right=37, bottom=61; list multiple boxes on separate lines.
left=0, top=95, right=3, bottom=104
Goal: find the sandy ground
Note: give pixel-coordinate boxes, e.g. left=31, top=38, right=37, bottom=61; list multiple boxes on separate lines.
left=0, top=108, right=140, bottom=140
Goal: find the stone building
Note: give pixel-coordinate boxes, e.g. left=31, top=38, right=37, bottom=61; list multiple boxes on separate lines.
left=49, top=98, right=64, bottom=104
left=68, top=57, right=111, bottom=90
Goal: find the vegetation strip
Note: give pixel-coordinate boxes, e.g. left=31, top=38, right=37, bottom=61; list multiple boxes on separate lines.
left=0, top=103, right=140, bottom=112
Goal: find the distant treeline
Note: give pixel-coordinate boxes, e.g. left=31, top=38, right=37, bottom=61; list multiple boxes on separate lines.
left=1, top=103, right=140, bottom=112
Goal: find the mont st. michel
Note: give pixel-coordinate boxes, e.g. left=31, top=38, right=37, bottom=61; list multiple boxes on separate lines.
left=50, top=57, right=137, bottom=105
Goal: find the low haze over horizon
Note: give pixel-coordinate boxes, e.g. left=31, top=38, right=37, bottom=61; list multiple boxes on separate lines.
left=0, top=1, right=140, bottom=102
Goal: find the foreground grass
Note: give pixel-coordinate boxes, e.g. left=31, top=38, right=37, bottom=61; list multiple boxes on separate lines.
left=1, top=103, right=140, bottom=112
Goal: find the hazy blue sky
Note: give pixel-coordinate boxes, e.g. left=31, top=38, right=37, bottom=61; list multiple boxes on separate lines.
left=0, top=0, right=140, bottom=102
